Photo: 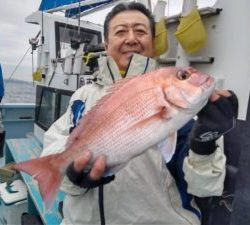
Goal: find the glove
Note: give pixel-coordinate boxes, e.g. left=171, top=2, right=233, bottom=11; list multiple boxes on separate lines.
left=66, top=162, right=115, bottom=189
left=189, top=91, right=238, bottom=155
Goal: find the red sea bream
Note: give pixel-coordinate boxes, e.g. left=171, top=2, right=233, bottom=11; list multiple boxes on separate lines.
left=11, top=66, right=215, bottom=208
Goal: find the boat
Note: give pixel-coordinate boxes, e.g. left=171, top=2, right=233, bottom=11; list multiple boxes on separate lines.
left=0, top=0, right=250, bottom=224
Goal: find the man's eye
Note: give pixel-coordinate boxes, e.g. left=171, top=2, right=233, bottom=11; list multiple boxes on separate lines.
left=135, top=29, right=146, bottom=35
left=115, top=30, right=126, bottom=35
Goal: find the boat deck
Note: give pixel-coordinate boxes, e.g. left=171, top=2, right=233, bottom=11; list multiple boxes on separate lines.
left=4, top=137, right=64, bottom=225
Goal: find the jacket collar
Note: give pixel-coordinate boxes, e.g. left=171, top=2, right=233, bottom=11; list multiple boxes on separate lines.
left=95, top=54, right=156, bottom=86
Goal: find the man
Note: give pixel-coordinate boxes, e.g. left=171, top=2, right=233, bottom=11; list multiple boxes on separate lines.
left=42, top=2, right=238, bottom=225
left=0, top=64, right=5, bottom=157
left=0, top=64, right=4, bottom=103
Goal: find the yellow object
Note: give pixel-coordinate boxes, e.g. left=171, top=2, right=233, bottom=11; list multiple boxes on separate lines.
left=83, top=53, right=94, bottom=65
left=120, top=70, right=126, bottom=78
left=32, top=68, right=43, bottom=82
left=154, top=18, right=168, bottom=57
left=174, top=8, right=208, bottom=53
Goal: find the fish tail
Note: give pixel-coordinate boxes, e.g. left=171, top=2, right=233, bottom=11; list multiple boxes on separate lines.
left=10, top=154, right=64, bottom=209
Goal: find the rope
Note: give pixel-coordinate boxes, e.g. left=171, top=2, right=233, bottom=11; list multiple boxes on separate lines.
left=98, top=185, right=106, bottom=225
left=5, top=46, right=31, bottom=86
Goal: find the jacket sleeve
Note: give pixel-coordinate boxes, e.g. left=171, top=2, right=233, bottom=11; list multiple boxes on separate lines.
left=40, top=85, right=102, bottom=195
left=167, top=120, right=226, bottom=200
left=42, top=115, right=89, bottom=195
left=41, top=86, right=87, bottom=157
left=41, top=107, right=72, bottom=157
left=183, top=137, right=226, bottom=197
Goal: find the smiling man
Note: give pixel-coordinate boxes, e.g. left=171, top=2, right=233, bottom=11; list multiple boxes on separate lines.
left=104, top=7, right=155, bottom=72
left=41, top=2, right=238, bottom=225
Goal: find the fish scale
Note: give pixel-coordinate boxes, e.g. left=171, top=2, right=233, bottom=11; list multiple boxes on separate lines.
left=85, top=88, right=162, bottom=168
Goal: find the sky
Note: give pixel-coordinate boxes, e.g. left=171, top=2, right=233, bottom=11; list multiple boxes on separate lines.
left=0, top=0, right=41, bottom=81
left=0, top=0, right=215, bottom=82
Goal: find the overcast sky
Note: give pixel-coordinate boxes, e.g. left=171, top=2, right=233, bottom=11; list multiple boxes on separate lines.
left=0, top=0, right=215, bottom=82
left=0, top=0, right=41, bottom=81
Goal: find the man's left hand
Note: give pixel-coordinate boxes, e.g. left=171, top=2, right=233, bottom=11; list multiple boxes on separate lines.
left=66, top=151, right=115, bottom=189
left=189, top=90, right=238, bottom=155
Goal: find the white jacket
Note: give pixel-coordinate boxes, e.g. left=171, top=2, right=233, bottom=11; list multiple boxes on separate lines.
left=42, top=54, right=226, bottom=225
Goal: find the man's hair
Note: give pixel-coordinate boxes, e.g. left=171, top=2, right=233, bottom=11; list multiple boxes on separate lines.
left=103, top=2, right=155, bottom=41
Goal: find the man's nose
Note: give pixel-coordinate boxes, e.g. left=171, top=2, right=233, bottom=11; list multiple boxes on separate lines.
left=125, top=30, right=138, bottom=45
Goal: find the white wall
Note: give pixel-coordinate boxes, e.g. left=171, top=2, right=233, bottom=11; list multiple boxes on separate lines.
left=165, top=0, right=250, bottom=120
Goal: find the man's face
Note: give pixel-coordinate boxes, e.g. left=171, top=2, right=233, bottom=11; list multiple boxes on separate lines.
left=105, top=10, right=155, bottom=71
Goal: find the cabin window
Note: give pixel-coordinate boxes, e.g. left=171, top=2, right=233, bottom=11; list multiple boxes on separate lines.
left=59, top=94, right=71, bottom=117
left=35, top=85, right=73, bottom=131
left=55, top=22, right=102, bottom=58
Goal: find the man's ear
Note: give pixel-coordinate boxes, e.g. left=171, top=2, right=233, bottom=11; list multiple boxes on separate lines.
left=152, top=38, right=156, bottom=57
left=104, top=41, right=108, bottom=51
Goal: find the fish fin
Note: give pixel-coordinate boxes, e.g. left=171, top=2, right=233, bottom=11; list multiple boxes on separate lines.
left=10, top=154, right=64, bottom=209
left=161, top=106, right=172, bottom=119
left=158, top=132, right=177, bottom=163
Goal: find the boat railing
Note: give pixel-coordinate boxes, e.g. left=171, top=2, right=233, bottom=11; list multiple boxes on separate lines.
left=1, top=103, right=35, bottom=139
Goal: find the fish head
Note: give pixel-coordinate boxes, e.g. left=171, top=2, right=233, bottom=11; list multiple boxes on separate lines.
left=157, top=66, right=215, bottom=113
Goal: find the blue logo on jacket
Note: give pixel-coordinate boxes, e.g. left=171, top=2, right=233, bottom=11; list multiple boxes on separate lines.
left=70, top=100, right=85, bottom=131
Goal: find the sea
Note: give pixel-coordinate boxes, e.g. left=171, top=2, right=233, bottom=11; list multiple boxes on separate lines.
left=2, top=79, right=36, bottom=104
left=0, top=80, right=36, bottom=166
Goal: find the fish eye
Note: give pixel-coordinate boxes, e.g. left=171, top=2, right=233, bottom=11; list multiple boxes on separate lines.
left=176, top=70, right=190, bottom=80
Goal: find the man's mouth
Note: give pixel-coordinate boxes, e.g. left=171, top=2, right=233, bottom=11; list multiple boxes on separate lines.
left=122, top=51, right=140, bottom=57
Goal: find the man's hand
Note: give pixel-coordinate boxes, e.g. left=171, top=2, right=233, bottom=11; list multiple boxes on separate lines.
left=66, top=150, right=115, bottom=188
left=189, top=90, right=238, bottom=155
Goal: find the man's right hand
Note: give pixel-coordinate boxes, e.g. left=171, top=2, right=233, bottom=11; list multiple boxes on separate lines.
left=66, top=150, right=115, bottom=188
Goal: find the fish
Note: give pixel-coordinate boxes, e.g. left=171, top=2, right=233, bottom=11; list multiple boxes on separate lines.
left=10, top=66, right=215, bottom=208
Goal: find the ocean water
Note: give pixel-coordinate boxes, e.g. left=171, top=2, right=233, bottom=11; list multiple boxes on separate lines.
left=2, top=79, right=36, bottom=103
left=0, top=80, right=35, bottom=166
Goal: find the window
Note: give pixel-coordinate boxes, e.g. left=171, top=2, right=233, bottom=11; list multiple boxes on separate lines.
left=35, top=85, right=73, bottom=131
left=55, top=22, right=102, bottom=58
left=59, top=94, right=71, bottom=117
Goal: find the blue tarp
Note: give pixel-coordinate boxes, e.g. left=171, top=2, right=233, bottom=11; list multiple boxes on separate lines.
left=65, top=0, right=113, bottom=17
left=39, top=0, right=114, bottom=16
left=39, top=0, right=81, bottom=11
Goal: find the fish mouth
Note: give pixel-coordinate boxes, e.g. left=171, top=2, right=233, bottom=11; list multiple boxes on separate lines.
left=176, top=76, right=215, bottom=113
left=186, top=77, right=216, bottom=112
left=192, top=72, right=215, bottom=87
left=202, top=75, right=215, bottom=88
